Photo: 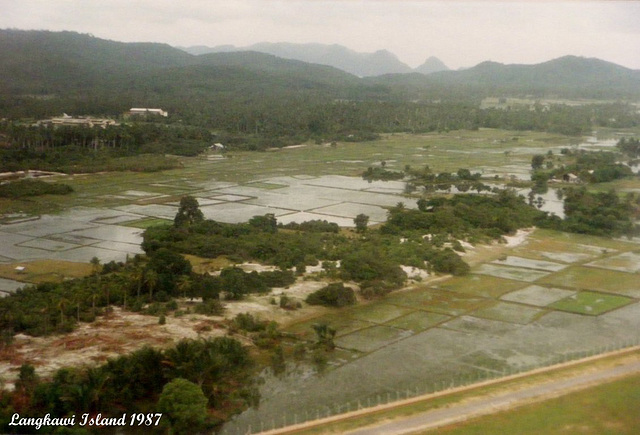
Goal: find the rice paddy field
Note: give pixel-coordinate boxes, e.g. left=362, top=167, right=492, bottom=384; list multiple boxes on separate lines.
left=218, top=226, right=640, bottom=434
left=0, top=130, right=585, bottom=291
left=1, top=129, right=639, bottom=433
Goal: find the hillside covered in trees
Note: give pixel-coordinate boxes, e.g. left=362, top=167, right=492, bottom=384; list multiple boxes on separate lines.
left=2, top=30, right=640, bottom=154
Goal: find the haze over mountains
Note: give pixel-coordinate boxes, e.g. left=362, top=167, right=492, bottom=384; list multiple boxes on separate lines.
left=179, top=42, right=450, bottom=77
left=1, top=29, right=640, bottom=119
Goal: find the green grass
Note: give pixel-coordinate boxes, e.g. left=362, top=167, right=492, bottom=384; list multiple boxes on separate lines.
left=288, top=350, right=640, bottom=435
left=586, top=251, right=640, bottom=273
left=519, top=228, right=638, bottom=253
left=245, top=182, right=288, bottom=189
left=549, top=291, right=634, bottom=315
left=124, top=217, right=173, bottom=229
left=334, top=325, right=409, bottom=353
left=385, top=311, right=451, bottom=333
left=286, top=315, right=374, bottom=340
left=470, top=301, right=547, bottom=325
left=539, top=266, right=640, bottom=298
left=434, top=274, right=527, bottom=298
left=0, top=259, right=93, bottom=284
left=348, top=303, right=415, bottom=324
left=436, top=372, right=640, bottom=435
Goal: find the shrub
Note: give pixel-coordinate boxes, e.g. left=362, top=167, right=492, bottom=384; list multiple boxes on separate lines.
left=194, top=300, right=224, bottom=316
left=306, top=283, right=356, bottom=307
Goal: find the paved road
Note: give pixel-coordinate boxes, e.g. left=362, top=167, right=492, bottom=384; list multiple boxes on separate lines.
left=346, top=359, right=640, bottom=435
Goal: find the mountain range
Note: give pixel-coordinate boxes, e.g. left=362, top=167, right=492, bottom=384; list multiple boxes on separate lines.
left=178, top=42, right=449, bottom=77
left=1, top=29, right=640, bottom=118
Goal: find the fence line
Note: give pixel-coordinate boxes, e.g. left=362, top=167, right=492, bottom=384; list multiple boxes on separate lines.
left=226, top=339, right=640, bottom=434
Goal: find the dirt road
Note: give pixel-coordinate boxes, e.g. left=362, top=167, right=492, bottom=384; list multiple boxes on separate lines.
left=257, top=347, right=640, bottom=435
left=346, top=358, right=640, bottom=434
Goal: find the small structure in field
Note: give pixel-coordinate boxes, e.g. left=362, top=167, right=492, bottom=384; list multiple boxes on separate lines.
left=127, top=108, right=168, bottom=117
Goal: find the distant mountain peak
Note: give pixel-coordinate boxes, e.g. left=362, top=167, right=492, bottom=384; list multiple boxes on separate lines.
left=180, top=42, right=412, bottom=77
left=414, top=56, right=449, bottom=75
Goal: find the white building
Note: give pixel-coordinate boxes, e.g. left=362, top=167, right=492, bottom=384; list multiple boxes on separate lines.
left=128, top=108, right=168, bottom=117
left=37, top=114, right=118, bottom=128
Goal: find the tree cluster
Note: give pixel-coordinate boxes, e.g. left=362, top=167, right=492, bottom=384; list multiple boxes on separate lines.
left=306, top=283, right=356, bottom=307
left=540, top=188, right=639, bottom=237
left=0, top=179, right=73, bottom=198
left=1, top=337, right=255, bottom=433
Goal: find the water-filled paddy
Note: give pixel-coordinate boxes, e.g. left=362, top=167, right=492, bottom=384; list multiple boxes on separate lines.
left=585, top=251, right=640, bottom=273
left=475, top=264, right=552, bottom=282
left=491, top=255, right=566, bottom=272
left=539, top=266, right=640, bottom=297
left=1, top=131, right=639, bottom=431
left=501, top=285, right=576, bottom=306
left=220, top=226, right=640, bottom=433
left=550, top=291, right=634, bottom=315
left=470, top=301, right=547, bottom=324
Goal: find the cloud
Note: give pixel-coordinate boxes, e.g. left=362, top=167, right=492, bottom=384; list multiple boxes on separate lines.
left=0, top=1, right=638, bottom=69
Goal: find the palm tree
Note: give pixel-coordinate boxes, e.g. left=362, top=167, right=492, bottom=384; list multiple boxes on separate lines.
left=144, top=269, right=159, bottom=302
left=90, top=257, right=101, bottom=275
left=177, top=276, right=191, bottom=299
left=57, top=298, right=69, bottom=327
left=130, top=267, right=143, bottom=299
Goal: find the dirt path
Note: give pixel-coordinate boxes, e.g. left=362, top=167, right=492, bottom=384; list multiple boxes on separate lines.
left=346, top=357, right=640, bottom=434
left=257, top=347, right=640, bottom=435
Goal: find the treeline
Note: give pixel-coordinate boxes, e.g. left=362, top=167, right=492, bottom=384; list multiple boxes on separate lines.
left=167, top=100, right=634, bottom=143
left=144, top=193, right=549, bottom=298
left=617, top=137, right=640, bottom=159
left=405, top=166, right=489, bottom=194
left=0, top=179, right=72, bottom=198
left=0, top=147, right=180, bottom=174
left=540, top=188, right=639, bottom=237
left=383, top=191, right=544, bottom=242
left=0, top=249, right=297, bottom=338
left=529, top=149, right=635, bottom=194
left=0, top=337, right=256, bottom=433
left=4, top=100, right=640, bottom=156
left=0, top=121, right=214, bottom=173
left=1, top=122, right=212, bottom=153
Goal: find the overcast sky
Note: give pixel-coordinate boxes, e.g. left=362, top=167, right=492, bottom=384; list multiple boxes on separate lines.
left=1, top=1, right=639, bottom=70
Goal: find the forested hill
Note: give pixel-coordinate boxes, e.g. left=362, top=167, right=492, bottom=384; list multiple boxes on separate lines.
left=0, top=30, right=363, bottom=96
left=0, top=29, right=197, bottom=94
left=2, top=29, right=640, bottom=120
left=180, top=42, right=415, bottom=77
left=368, top=56, right=640, bottom=99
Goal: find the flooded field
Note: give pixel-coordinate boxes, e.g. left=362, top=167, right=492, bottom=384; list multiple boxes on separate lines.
left=0, top=130, right=639, bottom=432
left=221, top=229, right=640, bottom=433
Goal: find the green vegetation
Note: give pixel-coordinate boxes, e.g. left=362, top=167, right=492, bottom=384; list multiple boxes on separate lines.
left=0, top=179, right=73, bottom=198
left=539, top=266, right=640, bottom=297
left=617, top=137, right=640, bottom=158
left=531, top=149, right=634, bottom=188
left=282, top=351, right=640, bottom=435
left=0, top=145, right=181, bottom=174
left=549, top=291, right=634, bottom=315
left=437, top=372, right=640, bottom=435
left=3, top=31, right=640, bottom=161
left=383, top=190, right=544, bottom=242
left=362, top=166, right=405, bottom=181
left=306, top=283, right=356, bottom=308
left=4, top=29, right=640, bottom=434
left=157, top=378, right=208, bottom=434
left=0, top=338, right=256, bottom=433
left=540, top=188, right=638, bottom=237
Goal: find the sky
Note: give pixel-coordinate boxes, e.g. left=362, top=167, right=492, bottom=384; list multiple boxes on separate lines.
left=1, top=0, right=639, bottom=70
